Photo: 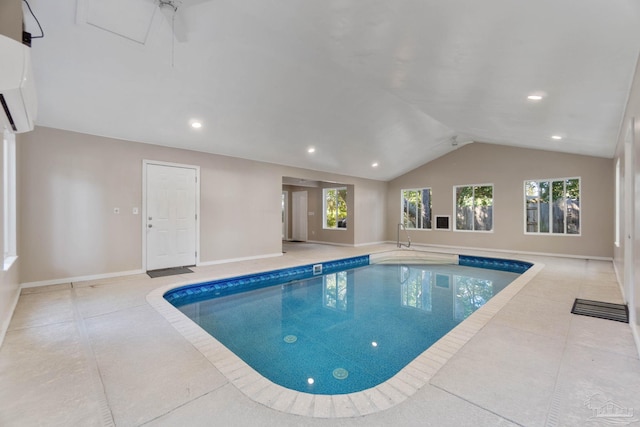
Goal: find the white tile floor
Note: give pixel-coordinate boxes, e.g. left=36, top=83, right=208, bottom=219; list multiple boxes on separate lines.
left=1, top=243, right=639, bottom=426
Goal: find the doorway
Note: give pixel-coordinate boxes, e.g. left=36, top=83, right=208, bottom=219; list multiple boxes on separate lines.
left=144, top=161, right=199, bottom=271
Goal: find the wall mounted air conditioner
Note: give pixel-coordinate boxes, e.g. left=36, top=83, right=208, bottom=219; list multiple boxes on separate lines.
left=0, top=34, right=37, bottom=133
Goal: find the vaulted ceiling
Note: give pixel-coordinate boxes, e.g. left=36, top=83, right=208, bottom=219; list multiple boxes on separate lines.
left=26, top=0, right=640, bottom=180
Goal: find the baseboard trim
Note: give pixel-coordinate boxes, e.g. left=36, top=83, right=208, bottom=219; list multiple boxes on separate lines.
left=284, top=240, right=387, bottom=248
left=632, top=322, right=640, bottom=360
left=612, top=261, right=628, bottom=306
left=303, top=240, right=353, bottom=247
left=197, top=252, right=283, bottom=267
left=20, top=269, right=145, bottom=289
left=354, top=241, right=387, bottom=247
left=383, top=241, right=613, bottom=261
left=20, top=253, right=286, bottom=288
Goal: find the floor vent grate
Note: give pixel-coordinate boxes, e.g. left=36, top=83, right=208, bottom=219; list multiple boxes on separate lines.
left=571, top=299, right=629, bottom=323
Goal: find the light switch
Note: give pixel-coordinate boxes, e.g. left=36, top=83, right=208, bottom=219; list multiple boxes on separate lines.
left=132, top=207, right=139, bottom=215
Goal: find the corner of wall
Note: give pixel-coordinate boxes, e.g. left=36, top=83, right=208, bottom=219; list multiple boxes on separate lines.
left=0, top=258, right=21, bottom=347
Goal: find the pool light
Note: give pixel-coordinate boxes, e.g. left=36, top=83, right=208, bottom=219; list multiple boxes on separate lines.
left=371, top=341, right=378, bottom=347
left=307, top=378, right=314, bottom=385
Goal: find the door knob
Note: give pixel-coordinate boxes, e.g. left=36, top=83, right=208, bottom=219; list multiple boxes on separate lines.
left=148, top=224, right=153, bottom=228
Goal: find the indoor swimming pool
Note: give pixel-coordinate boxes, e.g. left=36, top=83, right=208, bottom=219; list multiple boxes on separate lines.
left=164, top=252, right=532, bottom=395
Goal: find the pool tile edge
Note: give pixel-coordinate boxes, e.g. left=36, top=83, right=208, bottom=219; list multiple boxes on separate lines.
left=146, top=260, right=544, bottom=419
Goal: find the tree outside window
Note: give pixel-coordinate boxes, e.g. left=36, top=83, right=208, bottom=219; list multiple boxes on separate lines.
left=525, top=178, right=580, bottom=235
left=324, top=188, right=347, bottom=229
left=455, top=185, right=493, bottom=231
left=402, top=188, right=432, bottom=229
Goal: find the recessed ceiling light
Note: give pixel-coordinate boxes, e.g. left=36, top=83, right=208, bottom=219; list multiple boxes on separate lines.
left=527, top=95, right=543, bottom=101
left=371, top=162, right=379, bottom=168
left=551, top=135, right=563, bottom=140
left=190, top=121, right=202, bottom=129
left=307, top=147, right=316, bottom=153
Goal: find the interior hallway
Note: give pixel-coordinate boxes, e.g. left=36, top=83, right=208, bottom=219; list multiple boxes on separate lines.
left=0, top=243, right=638, bottom=426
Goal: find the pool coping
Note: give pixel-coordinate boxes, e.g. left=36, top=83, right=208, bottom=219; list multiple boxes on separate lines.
left=146, top=251, right=544, bottom=418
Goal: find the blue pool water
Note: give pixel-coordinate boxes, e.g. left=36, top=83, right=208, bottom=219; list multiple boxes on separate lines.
left=167, top=255, right=529, bottom=395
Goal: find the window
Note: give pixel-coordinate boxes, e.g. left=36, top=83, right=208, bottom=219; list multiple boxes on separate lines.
left=401, top=188, right=432, bottom=229
left=323, top=187, right=347, bottom=229
left=454, top=276, right=493, bottom=321
left=524, top=177, right=580, bottom=235
left=454, top=184, right=493, bottom=231
left=323, top=271, right=348, bottom=311
left=400, top=267, right=432, bottom=312
left=3, top=130, right=17, bottom=270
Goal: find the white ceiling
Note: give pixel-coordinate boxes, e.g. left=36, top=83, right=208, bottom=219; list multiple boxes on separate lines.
left=26, top=0, right=640, bottom=180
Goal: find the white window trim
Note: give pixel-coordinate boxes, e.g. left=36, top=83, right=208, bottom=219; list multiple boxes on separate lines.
left=322, top=187, right=347, bottom=230
left=3, top=130, right=17, bottom=271
left=400, top=187, right=433, bottom=230
left=523, top=177, right=581, bottom=236
left=453, top=183, right=494, bottom=233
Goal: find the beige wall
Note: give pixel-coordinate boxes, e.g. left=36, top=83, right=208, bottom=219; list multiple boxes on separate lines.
left=282, top=183, right=356, bottom=245
left=352, top=178, right=387, bottom=246
left=305, top=184, right=355, bottom=245
left=0, top=0, right=22, bottom=41
left=19, top=127, right=282, bottom=283
left=19, top=127, right=387, bottom=284
left=16, top=126, right=620, bottom=283
left=281, top=177, right=386, bottom=247
left=387, top=142, right=614, bottom=259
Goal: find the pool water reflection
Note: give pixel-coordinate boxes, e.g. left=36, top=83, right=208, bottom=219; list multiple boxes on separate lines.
left=175, top=263, right=519, bottom=395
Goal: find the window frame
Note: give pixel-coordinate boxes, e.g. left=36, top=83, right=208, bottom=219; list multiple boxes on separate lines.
left=322, top=187, right=347, bottom=230
left=523, top=177, right=581, bottom=236
left=3, top=130, right=17, bottom=271
left=453, top=183, right=494, bottom=232
left=400, top=187, right=433, bottom=230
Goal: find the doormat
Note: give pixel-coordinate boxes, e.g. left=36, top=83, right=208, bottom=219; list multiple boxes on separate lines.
left=147, top=267, right=194, bottom=278
left=571, top=298, right=629, bottom=323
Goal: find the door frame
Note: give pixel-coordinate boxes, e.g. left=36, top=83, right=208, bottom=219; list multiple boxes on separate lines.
left=142, top=159, right=201, bottom=271
left=282, top=190, right=289, bottom=240
left=292, top=190, right=308, bottom=241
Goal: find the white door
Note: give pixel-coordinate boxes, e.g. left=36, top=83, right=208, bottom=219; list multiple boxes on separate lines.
left=282, top=191, right=288, bottom=240
left=292, top=191, right=307, bottom=241
left=146, top=163, right=197, bottom=270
